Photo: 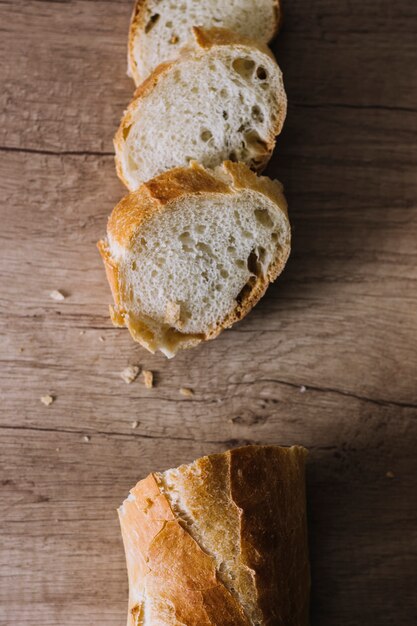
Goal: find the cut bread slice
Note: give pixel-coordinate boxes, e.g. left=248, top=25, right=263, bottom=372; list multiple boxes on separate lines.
left=128, top=0, right=282, bottom=85
left=115, top=27, right=287, bottom=191
left=98, top=161, right=290, bottom=358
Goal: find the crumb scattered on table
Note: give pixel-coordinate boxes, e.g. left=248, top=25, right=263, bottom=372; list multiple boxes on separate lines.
left=131, top=420, right=140, bottom=429
left=79, top=330, right=85, bottom=336
left=386, top=470, right=395, bottom=479
left=300, top=385, right=307, bottom=393
left=99, top=336, right=105, bottom=342
left=40, top=395, right=54, bottom=406
left=49, top=290, right=65, bottom=301
left=121, top=365, right=140, bottom=384
left=82, top=435, right=91, bottom=443
left=180, top=387, right=194, bottom=398
left=142, top=370, right=154, bottom=389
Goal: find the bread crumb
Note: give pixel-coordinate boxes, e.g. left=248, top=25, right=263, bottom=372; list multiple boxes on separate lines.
left=142, top=370, right=154, bottom=389
left=83, top=435, right=91, bottom=443
left=386, top=470, right=395, bottom=479
left=79, top=330, right=85, bottom=336
left=170, top=35, right=179, bottom=44
left=19, top=347, right=24, bottom=353
left=300, top=385, right=307, bottom=393
left=40, top=395, right=54, bottom=406
left=99, top=336, right=105, bottom=342
left=164, top=301, right=181, bottom=325
left=180, top=387, right=194, bottom=398
left=121, top=365, right=140, bottom=384
left=131, top=420, right=140, bottom=429
left=49, top=290, right=65, bottom=301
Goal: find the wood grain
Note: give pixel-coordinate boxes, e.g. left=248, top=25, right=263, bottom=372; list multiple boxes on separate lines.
left=1, top=1, right=416, bottom=625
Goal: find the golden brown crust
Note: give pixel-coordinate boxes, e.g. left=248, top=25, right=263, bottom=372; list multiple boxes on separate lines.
left=119, top=445, right=309, bottom=625
left=98, top=162, right=290, bottom=356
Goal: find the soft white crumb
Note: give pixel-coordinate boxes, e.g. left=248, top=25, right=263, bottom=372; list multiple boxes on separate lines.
left=131, top=420, right=140, bottom=429
left=142, top=370, right=154, bottom=389
left=121, top=365, right=140, bottom=384
left=300, top=385, right=307, bottom=393
left=49, top=290, right=65, bottom=301
left=180, top=387, right=194, bottom=398
left=82, top=435, right=91, bottom=443
left=40, top=395, right=54, bottom=406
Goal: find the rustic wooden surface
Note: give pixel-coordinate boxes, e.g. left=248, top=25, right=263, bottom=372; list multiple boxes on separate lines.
left=1, top=1, right=416, bottom=624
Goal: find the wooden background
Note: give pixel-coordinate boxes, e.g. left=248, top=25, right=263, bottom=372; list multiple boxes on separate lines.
left=1, top=1, right=416, bottom=624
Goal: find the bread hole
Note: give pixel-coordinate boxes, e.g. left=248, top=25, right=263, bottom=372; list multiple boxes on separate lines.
left=191, top=86, right=199, bottom=94
left=244, top=130, right=269, bottom=157
left=247, top=249, right=262, bottom=276
left=227, top=245, right=236, bottom=254
left=128, top=155, right=138, bottom=171
left=185, top=156, right=194, bottom=164
left=122, top=124, right=132, bottom=141
left=131, top=261, right=137, bottom=271
left=256, top=66, right=268, bottom=80
left=235, top=259, right=245, bottom=269
left=195, top=224, right=205, bottom=234
left=220, top=88, right=227, bottom=98
left=144, top=13, right=160, bottom=33
left=200, top=129, right=213, bottom=143
left=242, top=230, right=252, bottom=238
left=260, top=82, right=269, bottom=90
left=222, top=110, right=228, bottom=120
left=156, top=257, right=165, bottom=268
left=209, top=62, right=216, bottom=72
left=271, top=232, right=279, bottom=241
left=251, top=105, right=264, bottom=123
left=236, top=275, right=256, bottom=304
left=151, top=269, right=157, bottom=278
left=257, top=246, right=267, bottom=263
left=229, top=234, right=236, bottom=243
left=232, top=57, right=255, bottom=79
left=215, top=284, right=222, bottom=291
left=196, top=242, right=215, bottom=259
left=166, top=21, right=173, bottom=28
left=219, top=268, right=229, bottom=279
left=228, top=151, right=238, bottom=162
left=254, top=208, right=274, bottom=229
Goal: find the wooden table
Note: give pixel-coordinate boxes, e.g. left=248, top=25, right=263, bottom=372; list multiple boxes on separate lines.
left=1, top=1, right=416, bottom=624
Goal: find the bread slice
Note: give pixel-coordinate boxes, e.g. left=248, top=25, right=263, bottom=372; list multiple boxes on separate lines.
left=98, top=161, right=290, bottom=358
left=119, top=444, right=309, bottom=626
left=128, top=0, right=282, bottom=85
left=115, top=27, right=287, bottom=191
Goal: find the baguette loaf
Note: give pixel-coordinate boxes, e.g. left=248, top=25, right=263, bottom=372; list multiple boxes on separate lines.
left=98, top=161, right=290, bottom=357
left=115, top=27, right=287, bottom=191
left=128, top=0, right=282, bottom=85
left=119, top=444, right=310, bottom=626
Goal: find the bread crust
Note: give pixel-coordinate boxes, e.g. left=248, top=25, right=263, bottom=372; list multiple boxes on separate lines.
left=128, top=2, right=283, bottom=85
left=119, top=445, right=309, bottom=625
left=115, top=27, right=287, bottom=191
left=98, top=161, right=290, bottom=356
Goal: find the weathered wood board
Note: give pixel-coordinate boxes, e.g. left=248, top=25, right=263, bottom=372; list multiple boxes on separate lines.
left=1, top=1, right=416, bottom=624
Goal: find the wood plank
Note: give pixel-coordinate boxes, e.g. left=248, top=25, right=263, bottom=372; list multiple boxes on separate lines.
left=0, top=0, right=416, bottom=624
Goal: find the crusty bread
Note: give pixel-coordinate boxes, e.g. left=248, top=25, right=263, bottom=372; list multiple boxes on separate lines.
left=128, top=0, right=282, bottom=85
left=98, top=161, right=290, bottom=358
left=119, top=444, right=310, bottom=626
left=115, top=27, right=287, bottom=191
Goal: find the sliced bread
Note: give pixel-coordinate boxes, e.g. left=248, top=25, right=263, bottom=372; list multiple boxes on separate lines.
left=115, top=27, right=287, bottom=191
left=98, top=161, right=290, bottom=358
left=128, top=0, right=282, bottom=85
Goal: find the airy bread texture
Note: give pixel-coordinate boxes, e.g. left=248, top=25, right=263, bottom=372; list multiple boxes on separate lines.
left=128, top=0, right=282, bottom=85
left=115, top=27, right=287, bottom=191
left=98, top=161, right=290, bottom=357
left=119, top=444, right=310, bottom=626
